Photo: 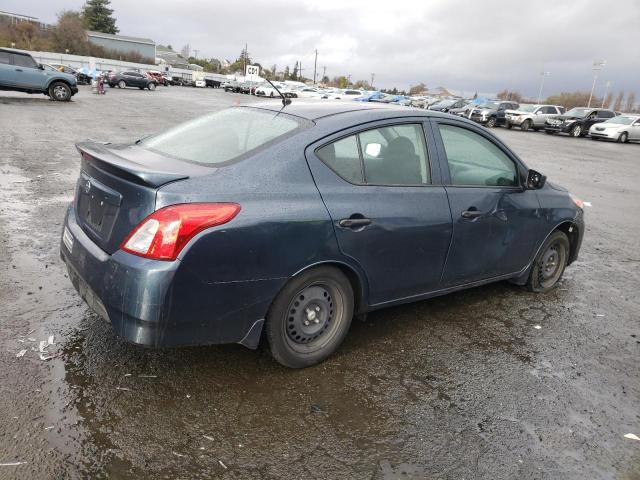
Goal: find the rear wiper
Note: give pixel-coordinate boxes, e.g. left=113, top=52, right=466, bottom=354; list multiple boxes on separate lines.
left=266, top=78, right=292, bottom=108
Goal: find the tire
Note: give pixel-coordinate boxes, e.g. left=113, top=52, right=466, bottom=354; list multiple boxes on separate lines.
left=118, top=80, right=126, bottom=89
left=505, top=123, right=512, bottom=129
left=265, top=266, right=354, bottom=368
left=148, top=82, right=156, bottom=91
left=526, top=231, right=570, bottom=293
left=618, top=132, right=628, bottom=143
left=591, top=136, right=599, bottom=141
left=545, top=130, right=555, bottom=135
left=270, top=92, right=274, bottom=98
left=486, top=117, right=496, bottom=128
left=48, top=82, right=71, bottom=102
left=138, top=87, right=144, bottom=90
left=521, top=119, right=531, bottom=132
left=570, top=124, right=583, bottom=137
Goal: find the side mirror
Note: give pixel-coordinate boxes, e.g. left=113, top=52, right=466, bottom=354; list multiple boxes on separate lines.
left=364, top=143, right=382, bottom=157
left=526, top=169, right=546, bottom=190
left=38, top=64, right=44, bottom=70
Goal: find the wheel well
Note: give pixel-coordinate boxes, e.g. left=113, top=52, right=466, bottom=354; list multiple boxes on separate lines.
left=293, top=262, right=366, bottom=314
left=555, top=222, right=580, bottom=264
left=48, top=79, right=71, bottom=90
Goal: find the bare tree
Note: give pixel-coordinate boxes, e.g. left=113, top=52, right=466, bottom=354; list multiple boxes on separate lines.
left=603, top=91, right=614, bottom=109
left=624, top=92, right=636, bottom=113
left=180, top=44, right=190, bottom=59
left=52, top=11, right=89, bottom=55
left=613, top=91, right=625, bottom=111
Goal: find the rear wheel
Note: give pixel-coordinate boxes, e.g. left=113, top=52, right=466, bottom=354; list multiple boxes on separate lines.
left=618, top=132, right=628, bottom=143
left=505, top=123, right=512, bottom=129
left=265, top=266, right=354, bottom=368
left=48, top=82, right=71, bottom=101
left=118, top=80, right=126, bottom=89
left=570, top=124, right=583, bottom=137
left=527, top=231, right=570, bottom=293
left=521, top=119, right=531, bottom=132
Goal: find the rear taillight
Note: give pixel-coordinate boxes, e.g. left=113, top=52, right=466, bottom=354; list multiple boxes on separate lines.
left=121, top=203, right=240, bottom=261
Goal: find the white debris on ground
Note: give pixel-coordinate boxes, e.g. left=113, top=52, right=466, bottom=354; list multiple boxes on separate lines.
left=15, top=333, right=59, bottom=361
left=624, top=433, right=640, bottom=441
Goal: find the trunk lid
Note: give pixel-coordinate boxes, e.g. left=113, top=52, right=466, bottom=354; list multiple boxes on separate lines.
left=74, top=142, right=212, bottom=254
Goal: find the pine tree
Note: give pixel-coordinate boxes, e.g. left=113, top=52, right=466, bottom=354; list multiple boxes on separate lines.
left=83, top=0, right=118, bottom=34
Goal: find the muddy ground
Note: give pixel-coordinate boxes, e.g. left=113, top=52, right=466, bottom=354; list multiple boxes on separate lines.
left=0, top=87, right=638, bottom=480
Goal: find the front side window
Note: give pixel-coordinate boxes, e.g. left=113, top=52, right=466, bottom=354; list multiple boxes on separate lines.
left=439, top=125, right=518, bottom=187
left=12, top=54, right=37, bottom=68
left=316, top=124, right=430, bottom=186
left=141, top=107, right=306, bottom=165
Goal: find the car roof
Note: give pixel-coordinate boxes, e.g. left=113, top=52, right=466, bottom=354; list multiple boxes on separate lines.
left=0, top=47, right=31, bottom=55
left=248, top=101, right=436, bottom=121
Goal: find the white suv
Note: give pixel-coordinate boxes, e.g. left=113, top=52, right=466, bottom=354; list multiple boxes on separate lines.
left=505, top=104, right=565, bottom=131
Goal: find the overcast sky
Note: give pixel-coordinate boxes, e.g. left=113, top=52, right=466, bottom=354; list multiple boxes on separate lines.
left=5, top=0, right=639, bottom=98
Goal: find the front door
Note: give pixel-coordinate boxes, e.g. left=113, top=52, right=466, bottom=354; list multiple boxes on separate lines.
left=306, top=120, right=453, bottom=306
left=631, top=119, right=640, bottom=140
left=11, top=52, right=46, bottom=89
left=432, top=119, right=542, bottom=286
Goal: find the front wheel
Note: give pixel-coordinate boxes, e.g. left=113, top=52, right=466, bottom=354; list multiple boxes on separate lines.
left=618, top=132, right=628, bottom=143
left=521, top=119, right=531, bottom=132
left=118, top=80, right=126, bottom=89
left=485, top=117, right=496, bottom=128
left=48, top=82, right=71, bottom=101
left=148, top=82, right=156, bottom=91
left=570, top=124, right=583, bottom=137
left=527, top=231, right=570, bottom=293
left=265, top=266, right=354, bottom=368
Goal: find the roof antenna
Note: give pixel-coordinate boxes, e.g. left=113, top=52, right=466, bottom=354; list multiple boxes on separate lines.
left=265, top=78, right=291, bottom=107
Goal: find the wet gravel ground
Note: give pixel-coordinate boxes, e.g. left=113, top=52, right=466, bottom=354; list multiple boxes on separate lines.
left=0, top=87, right=639, bottom=480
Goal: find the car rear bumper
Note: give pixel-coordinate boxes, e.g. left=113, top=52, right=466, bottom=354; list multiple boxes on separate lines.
left=60, top=205, right=282, bottom=349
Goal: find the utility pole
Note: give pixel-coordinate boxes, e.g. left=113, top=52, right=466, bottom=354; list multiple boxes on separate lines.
left=322, top=66, right=326, bottom=82
left=588, top=60, right=606, bottom=108
left=601, top=80, right=611, bottom=108
left=370, top=73, right=375, bottom=89
left=537, top=71, right=550, bottom=104
left=347, top=74, right=351, bottom=86
left=313, top=49, right=318, bottom=85
left=193, top=49, right=199, bottom=59
left=298, top=60, right=303, bottom=81
left=243, top=43, right=248, bottom=75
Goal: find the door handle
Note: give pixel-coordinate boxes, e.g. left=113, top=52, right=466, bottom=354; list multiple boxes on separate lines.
left=15, top=68, right=23, bottom=72
left=339, top=218, right=372, bottom=229
left=461, top=210, right=483, bottom=219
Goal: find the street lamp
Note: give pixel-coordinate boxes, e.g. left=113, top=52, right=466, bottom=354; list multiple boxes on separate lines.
left=537, top=71, right=550, bottom=104
left=588, top=60, right=606, bottom=108
left=601, top=80, right=611, bottom=108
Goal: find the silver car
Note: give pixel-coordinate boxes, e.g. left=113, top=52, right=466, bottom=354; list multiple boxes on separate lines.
left=589, top=115, right=640, bottom=143
left=505, top=104, right=565, bottom=131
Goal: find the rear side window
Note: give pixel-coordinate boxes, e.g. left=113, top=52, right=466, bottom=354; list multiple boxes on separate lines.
left=439, top=125, right=517, bottom=187
left=0, top=51, right=10, bottom=64
left=141, top=107, right=306, bottom=165
left=316, top=124, right=430, bottom=185
left=12, top=54, right=37, bottom=68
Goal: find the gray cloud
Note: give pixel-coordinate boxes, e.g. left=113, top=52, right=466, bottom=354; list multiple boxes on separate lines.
left=5, top=0, right=639, bottom=98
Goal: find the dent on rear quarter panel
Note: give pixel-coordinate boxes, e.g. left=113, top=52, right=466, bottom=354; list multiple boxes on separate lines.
left=153, top=132, right=350, bottom=335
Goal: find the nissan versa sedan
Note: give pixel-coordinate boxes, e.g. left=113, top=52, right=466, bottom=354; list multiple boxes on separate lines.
left=60, top=102, right=584, bottom=368
left=589, top=114, right=640, bottom=143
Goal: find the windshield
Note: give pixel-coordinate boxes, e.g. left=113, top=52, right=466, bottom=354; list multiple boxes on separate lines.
left=605, top=116, right=636, bottom=125
left=141, top=108, right=306, bottom=165
left=435, top=99, right=456, bottom=107
left=564, top=108, right=590, bottom=118
left=516, top=104, right=537, bottom=112
left=479, top=102, right=499, bottom=109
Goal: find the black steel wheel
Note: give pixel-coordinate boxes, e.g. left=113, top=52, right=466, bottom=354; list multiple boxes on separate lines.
left=265, top=266, right=354, bottom=368
left=527, top=231, right=570, bottom=292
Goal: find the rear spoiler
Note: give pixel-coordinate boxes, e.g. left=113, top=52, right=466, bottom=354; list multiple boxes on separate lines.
left=76, top=142, right=210, bottom=188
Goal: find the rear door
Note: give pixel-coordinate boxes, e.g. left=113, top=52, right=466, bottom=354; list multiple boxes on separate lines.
left=0, top=50, right=15, bottom=86
left=305, top=119, right=453, bottom=306
left=630, top=119, right=640, bottom=140
left=431, top=118, right=542, bottom=285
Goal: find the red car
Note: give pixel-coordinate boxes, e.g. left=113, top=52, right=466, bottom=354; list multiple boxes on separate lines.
left=146, top=71, right=168, bottom=86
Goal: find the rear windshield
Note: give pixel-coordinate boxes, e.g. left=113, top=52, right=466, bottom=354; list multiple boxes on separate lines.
left=141, top=108, right=306, bottom=165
